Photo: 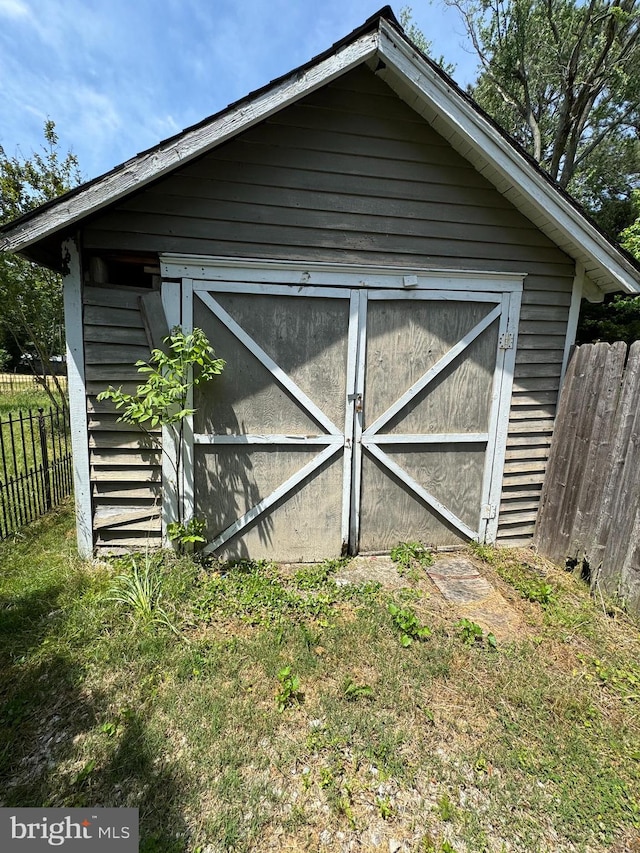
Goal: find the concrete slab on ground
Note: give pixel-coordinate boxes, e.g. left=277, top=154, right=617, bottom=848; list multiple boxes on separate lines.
left=335, top=555, right=406, bottom=589
left=427, top=555, right=521, bottom=640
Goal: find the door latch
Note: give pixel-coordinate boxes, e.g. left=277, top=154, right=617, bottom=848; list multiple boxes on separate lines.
left=355, top=393, right=363, bottom=413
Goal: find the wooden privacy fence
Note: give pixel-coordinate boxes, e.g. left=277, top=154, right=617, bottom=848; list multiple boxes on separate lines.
left=0, top=406, right=73, bottom=539
left=535, top=341, right=640, bottom=617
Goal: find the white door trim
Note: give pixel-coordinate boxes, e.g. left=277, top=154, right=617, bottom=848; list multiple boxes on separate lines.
left=162, top=255, right=526, bottom=291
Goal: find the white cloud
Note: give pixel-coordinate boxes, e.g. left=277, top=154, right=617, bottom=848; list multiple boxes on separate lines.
left=0, top=0, right=478, bottom=181
left=0, top=0, right=29, bottom=18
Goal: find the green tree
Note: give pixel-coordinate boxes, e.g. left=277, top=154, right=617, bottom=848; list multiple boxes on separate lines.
left=0, top=120, right=82, bottom=400
left=98, top=326, right=225, bottom=551
left=402, top=2, right=640, bottom=341
left=620, top=189, right=640, bottom=258
left=441, top=1, right=640, bottom=202
left=399, top=6, right=456, bottom=73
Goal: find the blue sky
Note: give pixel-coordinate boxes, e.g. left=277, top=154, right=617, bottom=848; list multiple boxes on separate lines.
left=0, top=0, right=478, bottom=183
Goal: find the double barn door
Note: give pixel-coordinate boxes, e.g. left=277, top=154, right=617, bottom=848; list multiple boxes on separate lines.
left=166, top=264, right=521, bottom=562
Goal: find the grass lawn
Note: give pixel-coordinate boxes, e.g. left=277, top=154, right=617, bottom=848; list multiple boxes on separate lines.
left=1, top=502, right=639, bottom=853
left=0, top=381, right=66, bottom=417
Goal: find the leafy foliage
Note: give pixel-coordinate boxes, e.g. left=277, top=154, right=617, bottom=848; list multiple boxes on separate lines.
left=107, top=554, right=178, bottom=635
left=341, top=677, right=374, bottom=701
left=275, top=666, right=302, bottom=712
left=620, top=189, right=640, bottom=259
left=388, top=601, right=432, bottom=646
left=390, top=540, right=434, bottom=572
left=456, top=617, right=484, bottom=645
left=456, top=617, right=497, bottom=648
left=577, top=293, right=640, bottom=345
left=98, top=326, right=225, bottom=547
left=399, top=6, right=456, bottom=73
left=167, top=517, right=207, bottom=546
left=0, top=121, right=81, bottom=400
left=98, top=327, right=225, bottom=428
left=442, top=1, right=640, bottom=202
left=194, top=558, right=380, bottom=628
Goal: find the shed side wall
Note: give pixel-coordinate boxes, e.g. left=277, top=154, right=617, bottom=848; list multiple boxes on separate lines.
left=84, top=283, right=161, bottom=551
left=83, top=65, right=575, bottom=547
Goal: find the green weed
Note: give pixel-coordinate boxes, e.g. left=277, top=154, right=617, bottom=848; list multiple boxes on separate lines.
left=275, top=666, right=302, bottom=712
left=391, top=540, right=434, bottom=579
left=107, top=554, right=179, bottom=636
left=194, top=558, right=378, bottom=628
left=341, top=677, right=374, bottom=701
left=376, top=795, right=394, bottom=819
left=388, top=602, right=431, bottom=646
left=456, top=618, right=497, bottom=649
left=437, top=792, right=456, bottom=821
left=456, top=617, right=484, bottom=645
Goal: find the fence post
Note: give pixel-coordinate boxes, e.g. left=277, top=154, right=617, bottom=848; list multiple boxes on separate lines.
left=38, top=408, right=52, bottom=511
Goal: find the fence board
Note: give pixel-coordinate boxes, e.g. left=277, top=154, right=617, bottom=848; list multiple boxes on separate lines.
left=535, top=342, right=640, bottom=619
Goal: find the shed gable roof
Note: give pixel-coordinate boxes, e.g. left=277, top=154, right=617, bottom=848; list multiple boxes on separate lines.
left=1, top=6, right=639, bottom=295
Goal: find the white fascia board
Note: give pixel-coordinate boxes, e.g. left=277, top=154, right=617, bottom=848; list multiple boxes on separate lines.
left=0, top=32, right=378, bottom=255
left=377, top=21, right=640, bottom=296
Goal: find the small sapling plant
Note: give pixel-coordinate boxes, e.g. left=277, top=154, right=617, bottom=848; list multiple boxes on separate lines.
left=376, top=796, right=394, bottom=819
left=98, top=326, right=224, bottom=552
left=456, top=618, right=497, bottom=649
left=457, top=617, right=483, bottom=646
left=341, top=677, right=374, bottom=701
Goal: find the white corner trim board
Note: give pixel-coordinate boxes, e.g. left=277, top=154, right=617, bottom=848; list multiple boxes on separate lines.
left=62, top=238, right=92, bottom=558
left=160, top=281, right=181, bottom=545
left=560, top=262, right=585, bottom=388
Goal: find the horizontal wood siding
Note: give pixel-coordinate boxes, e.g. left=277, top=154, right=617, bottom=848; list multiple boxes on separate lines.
left=84, top=65, right=575, bottom=548
left=84, top=284, right=161, bottom=551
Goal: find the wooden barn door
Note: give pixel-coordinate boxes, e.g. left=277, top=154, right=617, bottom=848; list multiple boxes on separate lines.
left=172, top=267, right=520, bottom=560
left=354, top=290, right=515, bottom=552
left=188, top=282, right=358, bottom=562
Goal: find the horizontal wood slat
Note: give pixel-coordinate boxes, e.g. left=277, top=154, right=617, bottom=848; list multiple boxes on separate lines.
left=83, top=284, right=158, bottom=552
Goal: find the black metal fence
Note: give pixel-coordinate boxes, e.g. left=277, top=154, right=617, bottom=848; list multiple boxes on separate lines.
left=0, top=406, right=73, bottom=539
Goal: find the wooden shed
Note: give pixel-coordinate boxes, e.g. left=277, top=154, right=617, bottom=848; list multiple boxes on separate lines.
left=2, top=7, right=639, bottom=561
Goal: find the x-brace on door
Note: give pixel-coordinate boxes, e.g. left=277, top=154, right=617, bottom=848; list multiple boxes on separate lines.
left=163, top=266, right=521, bottom=561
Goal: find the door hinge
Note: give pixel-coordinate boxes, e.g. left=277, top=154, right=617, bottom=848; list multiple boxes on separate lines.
left=481, top=504, right=497, bottom=520
left=499, top=332, right=514, bottom=349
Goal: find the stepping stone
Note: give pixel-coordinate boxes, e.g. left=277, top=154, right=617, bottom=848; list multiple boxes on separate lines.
left=427, top=555, right=521, bottom=639
left=426, top=556, right=495, bottom=604
left=335, top=555, right=406, bottom=589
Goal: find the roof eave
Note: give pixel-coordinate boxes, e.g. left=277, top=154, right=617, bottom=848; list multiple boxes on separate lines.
left=0, top=27, right=380, bottom=257
left=2, top=11, right=638, bottom=297
left=376, top=19, right=640, bottom=295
